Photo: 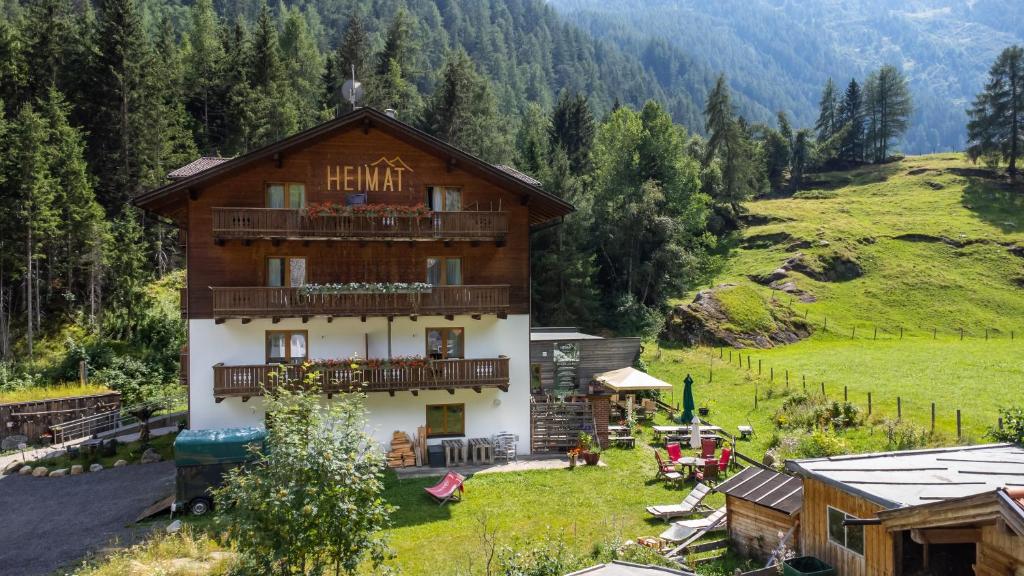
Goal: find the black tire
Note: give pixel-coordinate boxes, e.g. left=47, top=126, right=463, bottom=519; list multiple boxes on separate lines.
left=188, top=497, right=213, bottom=516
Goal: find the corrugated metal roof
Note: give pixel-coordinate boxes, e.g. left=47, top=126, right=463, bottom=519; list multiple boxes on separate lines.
left=494, top=164, right=542, bottom=186
left=716, top=466, right=803, bottom=515
left=530, top=331, right=603, bottom=341
left=167, top=156, right=232, bottom=179
left=787, top=443, right=1024, bottom=508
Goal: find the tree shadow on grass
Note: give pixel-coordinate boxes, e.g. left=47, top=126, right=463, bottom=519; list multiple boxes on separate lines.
left=383, top=473, right=454, bottom=528
left=961, top=177, right=1024, bottom=233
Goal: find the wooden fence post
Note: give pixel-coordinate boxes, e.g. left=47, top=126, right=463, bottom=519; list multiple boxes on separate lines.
left=874, top=326, right=878, bottom=340
left=957, top=409, right=962, bottom=440
left=754, top=385, right=758, bottom=409
left=770, top=367, right=774, bottom=382
left=985, top=328, right=989, bottom=341
left=897, top=397, right=902, bottom=421
left=747, top=356, right=751, bottom=371
left=852, top=326, right=856, bottom=339
left=758, top=359, right=762, bottom=375
left=999, top=417, right=1004, bottom=431
left=78, top=360, right=87, bottom=385
left=824, top=316, right=828, bottom=331
left=785, top=370, right=789, bottom=388
left=803, top=375, right=807, bottom=392
left=821, top=382, right=826, bottom=398
left=931, top=403, right=936, bottom=432
left=960, top=328, right=964, bottom=341
left=900, top=326, right=903, bottom=340
left=729, top=350, right=733, bottom=362
left=868, top=392, right=872, bottom=415
left=844, top=385, right=848, bottom=401
left=933, top=328, right=937, bottom=340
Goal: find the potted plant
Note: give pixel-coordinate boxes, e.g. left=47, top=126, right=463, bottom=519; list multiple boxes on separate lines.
left=578, top=432, right=602, bottom=466
left=567, top=446, right=580, bottom=469
left=698, top=402, right=711, bottom=417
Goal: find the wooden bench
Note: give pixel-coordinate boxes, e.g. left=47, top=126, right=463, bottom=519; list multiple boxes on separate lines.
left=738, top=425, right=754, bottom=440
left=609, top=435, right=636, bottom=448
left=441, top=439, right=466, bottom=467
left=467, top=438, right=493, bottom=464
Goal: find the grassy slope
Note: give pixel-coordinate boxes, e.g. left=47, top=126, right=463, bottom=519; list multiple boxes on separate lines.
left=647, top=154, right=1024, bottom=452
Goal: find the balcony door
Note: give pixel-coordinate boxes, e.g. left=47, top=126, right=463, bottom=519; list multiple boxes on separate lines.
left=426, top=257, right=461, bottom=286
left=266, top=182, right=306, bottom=209
left=267, top=257, right=306, bottom=288
left=427, top=186, right=461, bottom=211
left=426, top=327, right=464, bottom=360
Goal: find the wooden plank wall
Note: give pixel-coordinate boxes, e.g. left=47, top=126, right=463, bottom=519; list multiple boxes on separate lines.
left=0, top=393, right=121, bottom=443
left=726, top=495, right=800, bottom=562
left=185, top=126, right=534, bottom=318
left=801, top=477, right=895, bottom=576
left=529, top=400, right=592, bottom=453
left=975, top=524, right=1024, bottom=575
left=528, top=337, right=642, bottom=394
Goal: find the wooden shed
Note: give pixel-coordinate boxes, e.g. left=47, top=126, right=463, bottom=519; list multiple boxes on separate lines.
left=716, top=466, right=803, bottom=562
left=529, top=328, right=641, bottom=396
left=787, top=443, right=1024, bottom=576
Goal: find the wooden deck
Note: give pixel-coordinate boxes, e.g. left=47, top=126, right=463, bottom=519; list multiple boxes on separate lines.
left=212, top=208, right=508, bottom=242
left=210, top=285, right=510, bottom=320
left=212, top=357, right=510, bottom=400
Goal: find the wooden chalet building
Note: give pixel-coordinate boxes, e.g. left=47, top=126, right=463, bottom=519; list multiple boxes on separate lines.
left=135, top=107, right=572, bottom=453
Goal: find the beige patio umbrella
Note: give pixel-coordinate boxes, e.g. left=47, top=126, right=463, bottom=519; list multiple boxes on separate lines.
left=689, top=415, right=702, bottom=450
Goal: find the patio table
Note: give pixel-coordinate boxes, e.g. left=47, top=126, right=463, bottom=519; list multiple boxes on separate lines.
left=673, top=456, right=706, bottom=478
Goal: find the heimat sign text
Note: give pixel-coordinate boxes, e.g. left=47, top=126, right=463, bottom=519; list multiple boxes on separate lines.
left=325, top=156, right=413, bottom=192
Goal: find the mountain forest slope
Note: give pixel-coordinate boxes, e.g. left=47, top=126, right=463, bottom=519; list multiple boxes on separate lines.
left=550, top=0, right=1024, bottom=154
left=646, top=154, right=1024, bottom=454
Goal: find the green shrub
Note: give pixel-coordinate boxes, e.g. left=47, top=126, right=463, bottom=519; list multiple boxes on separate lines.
left=883, top=419, right=930, bottom=450
left=773, top=394, right=859, bottom=430
left=797, top=429, right=849, bottom=458
left=990, top=407, right=1024, bottom=444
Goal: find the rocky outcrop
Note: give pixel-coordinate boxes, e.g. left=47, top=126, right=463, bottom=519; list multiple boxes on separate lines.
left=663, top=284, right=813, bottom=349
left=782, top=251, right=863, bottom=282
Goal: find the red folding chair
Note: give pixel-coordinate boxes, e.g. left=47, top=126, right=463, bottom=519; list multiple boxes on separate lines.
left=666, top=442, right=683, bottom=463
left=716, top=447, right=732, bottom=475
left=424, top=471, right=466, bottom=505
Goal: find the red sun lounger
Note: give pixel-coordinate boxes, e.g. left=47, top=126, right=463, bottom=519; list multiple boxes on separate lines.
left=425, top=471, right=466, bottom=505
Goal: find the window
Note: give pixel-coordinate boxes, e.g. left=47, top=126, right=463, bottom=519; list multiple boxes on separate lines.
left=426, top=186, right=462, bottom=211
left=267, top=257, right=306, bottom=287
left=426, top=404, right=464, bottom=437
left=266, top=182, right=306, bottom=209
left=426, top=257, right=462, bottom=286
left=426, top=328, right=464, bottom=359
left=266, top=331, right=308, bottom=364
left=828, top=506, right=865, bottom=555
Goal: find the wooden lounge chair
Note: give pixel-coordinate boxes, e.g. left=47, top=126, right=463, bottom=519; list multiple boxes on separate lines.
left=424, top=471, right=466, bottom=505
left=654, top=450, right=684, bottom=487
left=660, top=507, right=728, bottom=555
left=645, top=482, right=713, bottom=522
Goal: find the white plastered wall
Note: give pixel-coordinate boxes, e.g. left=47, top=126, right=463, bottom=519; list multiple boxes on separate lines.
left=188, top=314, right=531, bottom=453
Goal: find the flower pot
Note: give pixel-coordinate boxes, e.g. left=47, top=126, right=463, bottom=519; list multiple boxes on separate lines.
left=698, top=407, right=710, bottom=417
left=582, top=451, right=601, bottom=466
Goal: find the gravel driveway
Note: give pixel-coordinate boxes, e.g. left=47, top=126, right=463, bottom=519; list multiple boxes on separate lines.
left=0, top=462, right=175, bottom=576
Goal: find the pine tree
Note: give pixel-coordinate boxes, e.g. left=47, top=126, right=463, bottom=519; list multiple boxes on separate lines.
left=967, top=45, right=1024, bottom=177
left=703, top=76, right=762, bottom=217
left=20, top=0, right=74, bottom=101
left=704, top=75, right=733, bottom=164
left=549, top=91, right=596, bottom=175
left=183, top=0, right=227, bottom=153
left=838, top=78, right=865, bottom=165
left=246, top=4, right=297, bottom=147
left=105, top=208, right=149, bottom=340
left=338, top=11, right=370, bottom=81
left=816, top=77, right=838, bottom=143
left=365, top=58, right=423, bottom=121
left=377, top=8, right=412, bottom=77
left=423, top=49, right=508, bottom=161
left=85, top=0, right=158, bottom=212
left=790, top=129, right=814, bottom=191
left=279, top=6, right=325, bottom=128
left=0, top=17, right=25, bottom=114
left=864, top=65, right=912, bottom=162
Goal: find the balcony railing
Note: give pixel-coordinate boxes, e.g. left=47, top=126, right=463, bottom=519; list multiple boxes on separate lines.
left=212, top=208, right=508, bottom=242
left=213, top=357, right=510, bottom=400
left=210, top=285, right=510, bottom=320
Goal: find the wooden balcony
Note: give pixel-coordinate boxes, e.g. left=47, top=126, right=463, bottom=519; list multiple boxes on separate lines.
left=210, top=285, right=510, bottom=321
left=213, top=357, right=510, bottom=400
left=212, top=208, right=508, bottom=243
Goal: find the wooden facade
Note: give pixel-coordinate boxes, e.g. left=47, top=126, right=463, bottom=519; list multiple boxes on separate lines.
left=800, top=477, right=895, bottom=576
left=726, top=495, right=800, bottom=562
left=0, top=392, right=121, bottom=443
left=529, top=334, right=642, bottom=395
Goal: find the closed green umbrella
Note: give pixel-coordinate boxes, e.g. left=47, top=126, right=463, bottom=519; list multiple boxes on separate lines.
left=681, top=374, right=695, bottom=423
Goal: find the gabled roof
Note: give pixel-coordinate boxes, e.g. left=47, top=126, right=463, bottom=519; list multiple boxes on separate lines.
left=566, top=561, right=694, bottom=576
left=135, top=107, right=573, bottom=226
left=167, top=156, right=231, bottom=179
left=715, top=466, right=803, bottom=515
left=877, top=487, right=1024, bottom=536
left=786, top=443, right=1024, bottom=509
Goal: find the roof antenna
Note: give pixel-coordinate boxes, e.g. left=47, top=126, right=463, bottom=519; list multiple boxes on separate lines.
left=340, top=65, right=364, bottom=115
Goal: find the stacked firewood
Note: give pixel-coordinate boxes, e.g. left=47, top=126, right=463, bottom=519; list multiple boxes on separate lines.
left=386, top=431, right=416, bottom=468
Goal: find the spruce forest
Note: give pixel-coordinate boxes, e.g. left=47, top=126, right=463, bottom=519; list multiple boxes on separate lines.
left=0, top=0, right=1014, bottom=400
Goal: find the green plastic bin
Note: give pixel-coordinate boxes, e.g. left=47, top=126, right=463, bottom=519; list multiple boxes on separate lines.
left=782, top=556, right=835, bottom=576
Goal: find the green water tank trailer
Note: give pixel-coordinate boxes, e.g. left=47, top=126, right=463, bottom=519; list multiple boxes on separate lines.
left=172, top=427, right=266, bottom=516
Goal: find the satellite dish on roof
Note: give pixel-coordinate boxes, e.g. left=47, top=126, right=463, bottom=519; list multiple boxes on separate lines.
left=341, top=79, right=364, bottom=106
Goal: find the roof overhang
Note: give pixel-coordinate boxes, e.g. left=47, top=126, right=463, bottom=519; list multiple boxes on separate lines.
left=134, top=107, right=574, bottom=226
left=876, top=488, right=1024, bottom=536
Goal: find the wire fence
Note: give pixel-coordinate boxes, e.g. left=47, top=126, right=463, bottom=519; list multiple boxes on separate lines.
left=668, top=344, right=1010, bottom=443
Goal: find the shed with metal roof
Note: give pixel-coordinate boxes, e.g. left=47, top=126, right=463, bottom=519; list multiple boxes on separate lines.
left=715, top=466, right=803, bottom=562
